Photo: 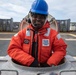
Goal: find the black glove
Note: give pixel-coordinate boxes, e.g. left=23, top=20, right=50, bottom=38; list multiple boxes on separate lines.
left=30, top=59, right=38, bottom=67
left=40, top=63, right=50, bottom=67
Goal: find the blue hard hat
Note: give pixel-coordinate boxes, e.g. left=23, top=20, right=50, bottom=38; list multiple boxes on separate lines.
left=30, top=0, right=48, bottom=15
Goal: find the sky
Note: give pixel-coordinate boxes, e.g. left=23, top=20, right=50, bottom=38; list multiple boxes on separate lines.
left=0, top=0, right=76, bottom=22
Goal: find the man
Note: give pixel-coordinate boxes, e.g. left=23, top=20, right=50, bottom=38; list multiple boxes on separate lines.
left=7, top=0, right=67, bottom=67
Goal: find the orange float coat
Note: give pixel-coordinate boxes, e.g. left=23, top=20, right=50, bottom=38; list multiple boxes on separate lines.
left=7, top=22, right=67, bottom=66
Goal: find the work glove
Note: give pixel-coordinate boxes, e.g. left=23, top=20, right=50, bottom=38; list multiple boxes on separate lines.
left=30, top=59, right=38, bottom=67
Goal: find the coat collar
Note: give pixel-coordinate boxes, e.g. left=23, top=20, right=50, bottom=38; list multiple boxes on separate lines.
left=27, top=21, right=50, bottom=34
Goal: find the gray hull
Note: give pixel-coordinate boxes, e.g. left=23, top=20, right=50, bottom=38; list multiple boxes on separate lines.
left=0, top=55, right=76, bottom=75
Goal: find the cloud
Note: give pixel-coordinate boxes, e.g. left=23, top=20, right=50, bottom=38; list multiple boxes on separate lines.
left=0, top=0, right=35, bottom=21
left=0, top=0, right=76, bottom=22
left=46, top=0, right=76, bottom=21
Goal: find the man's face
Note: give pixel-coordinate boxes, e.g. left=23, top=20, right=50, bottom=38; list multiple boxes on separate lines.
left=30, top=12, right=47, bottom=30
